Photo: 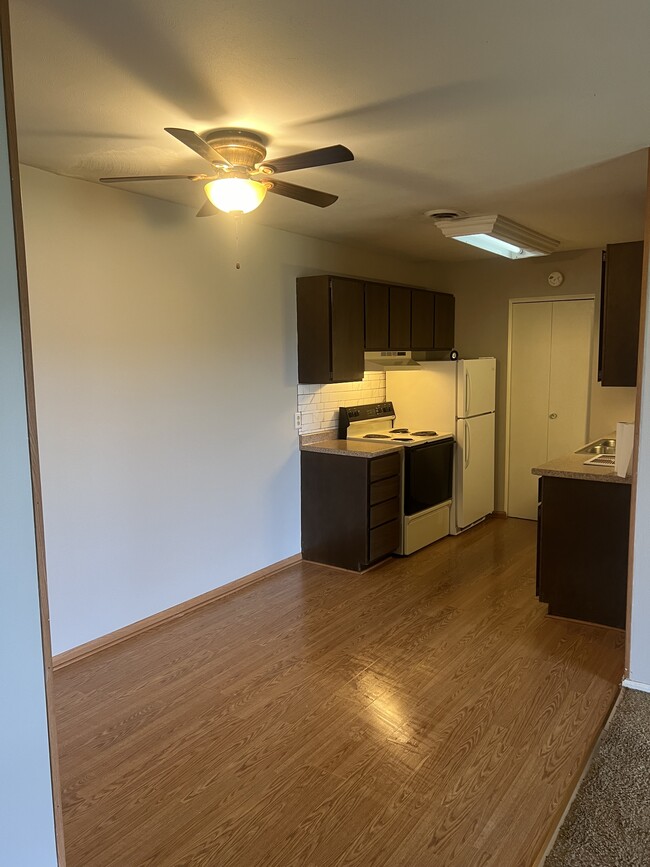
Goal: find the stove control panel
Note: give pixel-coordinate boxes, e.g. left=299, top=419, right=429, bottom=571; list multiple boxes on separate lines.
left=338, top=402, right=396, bottom=438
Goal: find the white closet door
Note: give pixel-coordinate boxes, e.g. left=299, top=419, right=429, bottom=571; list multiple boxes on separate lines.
left=507, top=298, right=594, bottom=520
left=507, top=302, right=553, bottom=520
left=546, top=300, right=593, bottom=458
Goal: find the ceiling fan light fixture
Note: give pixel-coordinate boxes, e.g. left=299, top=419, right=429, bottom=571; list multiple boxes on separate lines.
left=204, top=177, right=269, bottom=214
left=434, top=214, right=559, bottom=259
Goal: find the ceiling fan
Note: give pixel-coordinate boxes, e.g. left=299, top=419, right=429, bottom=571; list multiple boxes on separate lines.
left=100, top=128, right=354, bottom=216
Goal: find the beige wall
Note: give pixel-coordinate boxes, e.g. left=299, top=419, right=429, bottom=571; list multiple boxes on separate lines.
left=21, top=165, right=433, bottom=655
left=429, top=248, right=637, bottom=511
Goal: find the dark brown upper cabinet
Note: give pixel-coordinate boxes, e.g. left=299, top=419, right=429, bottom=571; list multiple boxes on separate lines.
left=434, top=292, right=456, bottom=350
left=364, top=282, right=390, bottom=350
left=297, top=275, right=456, bottom=383
left=297, top=275, right=364, bottom=383
left=411, top=289, right=455, bottom=351
left=389, top=286, right=412, bottom=350
left=411, top=289, right=436, bottom=351
left=599, top=240, right=643, bottom=387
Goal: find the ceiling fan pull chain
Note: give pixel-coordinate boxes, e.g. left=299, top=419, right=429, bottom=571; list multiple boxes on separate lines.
left=234, top=213, right=241, bottom=270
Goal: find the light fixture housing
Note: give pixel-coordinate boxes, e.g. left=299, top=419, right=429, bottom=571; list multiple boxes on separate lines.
left=434, top=214, right=559, bottom=259
left=204, top=177, right=269, bottom=214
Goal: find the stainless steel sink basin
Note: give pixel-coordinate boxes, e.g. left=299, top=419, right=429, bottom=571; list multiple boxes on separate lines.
left=575, top=438, right=616, bottom=455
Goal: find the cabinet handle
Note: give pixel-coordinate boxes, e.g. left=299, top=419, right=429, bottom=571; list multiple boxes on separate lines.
left=549, top=412, right=558, bottom=419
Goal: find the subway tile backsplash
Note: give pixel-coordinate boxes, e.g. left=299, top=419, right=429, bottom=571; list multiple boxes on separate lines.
left=297, top=372, right=386, bottom=435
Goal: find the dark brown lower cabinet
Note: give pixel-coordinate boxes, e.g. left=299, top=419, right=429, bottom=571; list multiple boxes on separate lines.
left=301, top=450, right=401, bottom=571
left=536, top=475, right=630, bottom=629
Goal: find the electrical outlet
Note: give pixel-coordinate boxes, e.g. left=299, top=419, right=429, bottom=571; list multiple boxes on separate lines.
left=294, top=412, right=302, bottom=430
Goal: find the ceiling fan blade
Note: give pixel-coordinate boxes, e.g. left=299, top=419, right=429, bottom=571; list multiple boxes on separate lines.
left=100, top=174, right=205, bottom=184
left=268, top=179, right=338, bottom=208
left=196, top=200, right=219, bottom=217
left=164, top=127, right=232, bottom=166
left=261, top=144, right=353, bottom=175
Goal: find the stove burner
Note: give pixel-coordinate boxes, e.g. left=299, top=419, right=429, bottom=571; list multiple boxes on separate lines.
left=393, top=437, right=415, bottom=442
left=391, top=428, right=409, bottom=433
left=363, top=434, right=390, bottom=439
left=412, top=430, right=438, bottom=436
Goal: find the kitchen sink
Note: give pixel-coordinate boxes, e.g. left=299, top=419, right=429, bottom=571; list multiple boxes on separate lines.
left=575, top=438, right=616, bottom=455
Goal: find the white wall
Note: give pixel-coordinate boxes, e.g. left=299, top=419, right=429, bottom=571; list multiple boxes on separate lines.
left=429, top=248, right=638, bottom=512
left=629, top=263, right=650, bottom=687
left=21, top=166, right=431, bottom=654
left=0, top=72, right=58, bottom=867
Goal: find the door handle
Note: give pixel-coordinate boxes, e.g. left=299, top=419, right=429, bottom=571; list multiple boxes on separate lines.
left=465, top=421, right=470, bottom=469
left=465, top=372, right=470, bottom=416
left=549, top=413, right=558, bottom=419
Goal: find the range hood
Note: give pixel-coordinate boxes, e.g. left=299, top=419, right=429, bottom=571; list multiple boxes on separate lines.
left=364, top=351, right=421, bottom=371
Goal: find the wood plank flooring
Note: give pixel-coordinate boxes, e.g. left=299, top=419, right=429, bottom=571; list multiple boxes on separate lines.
left=54, top=518, right=623, bottom=866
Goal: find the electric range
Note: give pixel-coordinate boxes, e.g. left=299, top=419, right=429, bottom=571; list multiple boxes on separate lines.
left=339, top=402, right=454, bottom=555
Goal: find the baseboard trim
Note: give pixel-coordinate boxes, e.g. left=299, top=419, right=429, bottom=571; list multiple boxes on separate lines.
left=491, top=511, right=507, bottom=518
left=52, top=553, right=302, bottom=671
left=622, top=678, right=650, bottom=693
left=545, top=613, right=625, bottom=633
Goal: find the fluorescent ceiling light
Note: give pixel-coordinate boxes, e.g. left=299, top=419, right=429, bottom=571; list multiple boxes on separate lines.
left=435, top=214, right=559, bottom=259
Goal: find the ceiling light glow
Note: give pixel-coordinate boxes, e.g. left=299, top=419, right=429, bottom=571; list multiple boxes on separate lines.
left=434, top=214, right=559, bottom=259
left=204, top=178, right=269, bottom=214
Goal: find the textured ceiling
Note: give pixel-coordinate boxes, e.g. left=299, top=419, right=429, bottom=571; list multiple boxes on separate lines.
left=8, top=0, right=650, bottom=260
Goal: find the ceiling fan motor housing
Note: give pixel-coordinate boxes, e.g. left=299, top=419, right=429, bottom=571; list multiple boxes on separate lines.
left=204, top=129, right=267, bottom=170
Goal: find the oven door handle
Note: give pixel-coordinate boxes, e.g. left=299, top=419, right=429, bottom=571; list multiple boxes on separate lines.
left=464, top=421, right=470, bottom=469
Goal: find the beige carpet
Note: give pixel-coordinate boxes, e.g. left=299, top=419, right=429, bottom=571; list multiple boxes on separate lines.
left=545, top=688, right=650, bottom=866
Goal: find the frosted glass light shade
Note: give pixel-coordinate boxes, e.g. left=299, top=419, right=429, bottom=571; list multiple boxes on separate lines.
left=204, top=178, right=268, bottom=214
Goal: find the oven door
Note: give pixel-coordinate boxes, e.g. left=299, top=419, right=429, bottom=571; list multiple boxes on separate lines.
left=404, top=438, right=454, bottom=516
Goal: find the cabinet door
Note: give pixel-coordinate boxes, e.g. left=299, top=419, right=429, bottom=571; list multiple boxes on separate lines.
left=411, top=289, right=435, bottom=350
left=331, top=278, right=364, bottom=382
left=364, top=283, right=389, bottom=349
left=389, top=286, right=411, bottom=349
left=434, top=293, right=455, bottom=349
left=600, top=241, right=643, bottom=387
left=539, top=476, right=629, bottom=628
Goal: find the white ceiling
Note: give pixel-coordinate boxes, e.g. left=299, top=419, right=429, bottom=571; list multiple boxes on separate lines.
left=8, top=0, right=650, bottom=261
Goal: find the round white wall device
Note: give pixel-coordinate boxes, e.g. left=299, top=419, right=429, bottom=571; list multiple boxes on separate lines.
left=548, top=271, right=564, bottom=287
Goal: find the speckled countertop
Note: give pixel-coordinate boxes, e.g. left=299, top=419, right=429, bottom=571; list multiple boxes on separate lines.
left=532, top=448, right=631, bottom=485
left=300, top=439, right=403, bottom=458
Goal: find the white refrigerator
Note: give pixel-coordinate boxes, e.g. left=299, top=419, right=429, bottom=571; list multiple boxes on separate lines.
left=386, top=358, right=496, bottom=534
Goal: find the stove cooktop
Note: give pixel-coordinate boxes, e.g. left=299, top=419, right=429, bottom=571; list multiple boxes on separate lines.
left=348, top=428, right=452, bottom=446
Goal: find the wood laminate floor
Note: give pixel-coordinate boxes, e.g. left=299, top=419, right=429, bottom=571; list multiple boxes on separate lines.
left=54, top=518, right=623, bottom=867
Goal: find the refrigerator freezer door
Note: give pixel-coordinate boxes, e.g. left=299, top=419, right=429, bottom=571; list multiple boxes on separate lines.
left=457, top=358, right=496, bottom=419
left=456, top=412, right=495, bottom=529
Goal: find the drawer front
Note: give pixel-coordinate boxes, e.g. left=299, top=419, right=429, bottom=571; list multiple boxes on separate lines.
left=370, top=498, right=400, bottom=529
left=369, top=519, right=400, bottom=562
left=369, top=475, right=400, bottom=505
left=369, top=453, right=400, bottom=482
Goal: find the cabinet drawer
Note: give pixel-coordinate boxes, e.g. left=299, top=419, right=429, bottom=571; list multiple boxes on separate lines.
left=370, top=497, right=399, bottom=529
left=369, top=519, right=400, bottom=561
left=369, top=475, right=400, bottom=505
left=369, top=453, right=400, bottom=482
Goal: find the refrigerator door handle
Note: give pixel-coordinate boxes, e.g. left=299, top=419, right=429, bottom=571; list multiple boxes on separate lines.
left=465, top=371, right=471, bottom=416
left=465, top=421, right=470, bottom=469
